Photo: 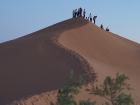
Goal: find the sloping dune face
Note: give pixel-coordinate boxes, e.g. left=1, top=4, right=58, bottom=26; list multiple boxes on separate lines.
left=59, top=22, right=140, bottom=104
left=0, top=18, right=92, bottom=105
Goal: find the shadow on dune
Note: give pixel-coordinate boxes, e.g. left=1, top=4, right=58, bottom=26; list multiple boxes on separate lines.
left=0, top=18, right=94, bottom=105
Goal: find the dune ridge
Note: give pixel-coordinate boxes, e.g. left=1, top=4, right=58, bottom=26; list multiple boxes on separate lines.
left=0, top=18, right=94, bottom=105
left=59, top=21, right=140, bottom=104
left=0, top=18, right=140, bottom=105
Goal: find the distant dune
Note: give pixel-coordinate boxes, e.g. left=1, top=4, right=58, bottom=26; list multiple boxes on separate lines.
left=0, top=18, right=140, bottom=105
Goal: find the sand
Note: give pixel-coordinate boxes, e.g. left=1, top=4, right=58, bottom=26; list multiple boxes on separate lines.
left=0, top=18, right=140, bottom=105
left=59, top=19, right=140, bottom=104
left=0, top=18, right=92, bottom=105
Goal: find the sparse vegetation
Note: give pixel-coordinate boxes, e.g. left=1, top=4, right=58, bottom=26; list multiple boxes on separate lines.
left=51, top=70, right=85, bottom=105
left=55, top=70, right=81, bottom=105
left=91, top=73, right=134, bottom=105
left=51, top=71, right=134, bottom=105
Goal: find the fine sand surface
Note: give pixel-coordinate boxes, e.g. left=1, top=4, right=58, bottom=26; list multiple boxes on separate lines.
left=0, top=18, right=140, bottom=105
left=59, top=20, right=140, bottom=104
left=0, top=18, right=93, bottom=105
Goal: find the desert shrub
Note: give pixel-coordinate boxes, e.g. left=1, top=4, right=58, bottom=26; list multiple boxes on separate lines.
left=51, top=70, right=134, bottom=105
left=54, top=69, right=95, bottom=105
left=91, top=73, right=134, bottom=105
left=55, top=70, right=82, bottom=105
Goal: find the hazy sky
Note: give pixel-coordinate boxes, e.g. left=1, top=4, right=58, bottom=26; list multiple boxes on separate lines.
left=0, top=0, right=140, bottom=43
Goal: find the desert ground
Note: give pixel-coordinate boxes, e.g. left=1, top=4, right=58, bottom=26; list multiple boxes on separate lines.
left=0, top=18, right=140, bottom=105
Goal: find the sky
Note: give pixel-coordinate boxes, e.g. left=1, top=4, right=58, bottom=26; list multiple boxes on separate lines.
left=0, top=0, right=140, bottom=43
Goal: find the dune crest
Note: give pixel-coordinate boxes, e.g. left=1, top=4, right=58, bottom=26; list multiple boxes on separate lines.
left=0, top=18, right=140, bottom=105
left=0, top=18, right=93, bottom=105
left=59, top=21, right=140, bottom=104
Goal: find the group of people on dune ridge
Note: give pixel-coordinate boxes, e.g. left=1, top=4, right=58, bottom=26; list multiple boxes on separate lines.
left=72, top=7, right=110, bottom=32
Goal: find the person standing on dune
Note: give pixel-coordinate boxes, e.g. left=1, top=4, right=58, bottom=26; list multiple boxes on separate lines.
left=75, top=9, right=78, bottom=18
left=77, top=8, right=80, bottom=17
left=89, top=13, right=92, bottom=22
left=79, top=7, right=82, bottom=17
left=72, top=10, right=75, bottom=18
left=106, top=27, right=110, bottom=32
left=93, top=16, right=97, bottom=24
left=83, top=9, right=86, bottom=18
left=100, top=24, right=104, bottom=29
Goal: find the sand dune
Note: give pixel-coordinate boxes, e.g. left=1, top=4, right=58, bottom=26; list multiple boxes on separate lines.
left=59, top=19, right=140, bottom=104
left=0, top=18, right=92, bottom=105
left=0, top=17, right=140, bottom=105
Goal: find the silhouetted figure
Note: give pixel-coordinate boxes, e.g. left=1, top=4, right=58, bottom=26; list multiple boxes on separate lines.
left=83, top=9, right=86, bottom=18
left=89, top=13, right=92, bottom=22
left=100, top=24, right=104, bottom=29
left=106, top=27, right=110, bottom=32
left=79, top=7, right=82, bottom=17
left=75, top=9, right=78, bottom=18
left=86, top=17, right=88, bottom=20
left=73, top=10, right=75, bottom=18
left=93, top=16, right=97, bottom=24
left=77, top=8, right=80, bottom=17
